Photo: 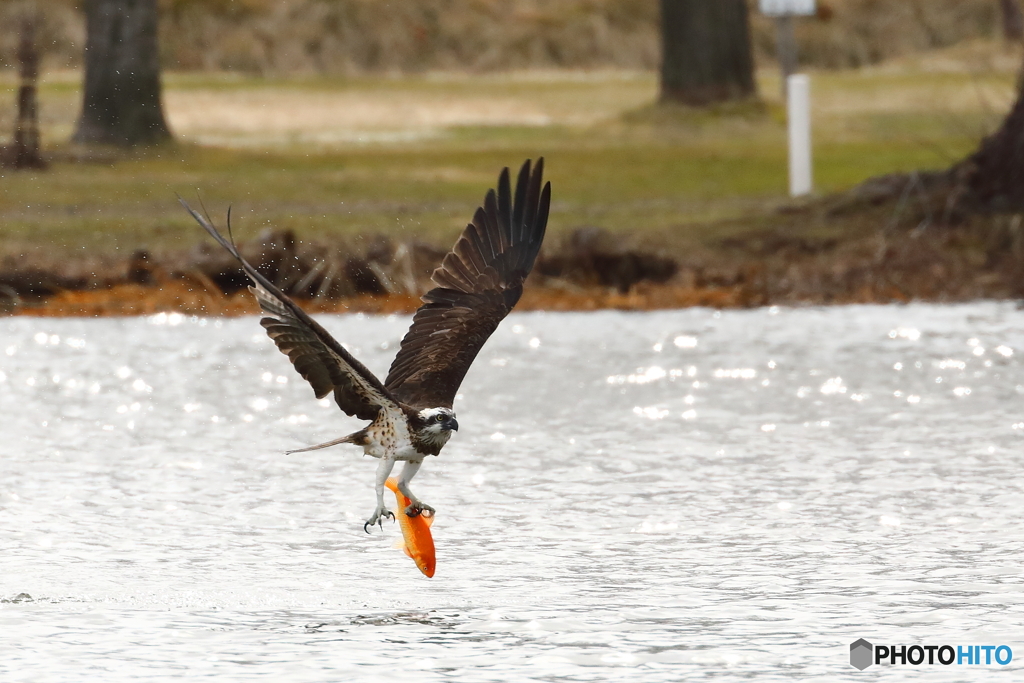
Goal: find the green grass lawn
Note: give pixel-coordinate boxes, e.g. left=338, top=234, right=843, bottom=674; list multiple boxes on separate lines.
left=0, top=49, right=1014, bottom=261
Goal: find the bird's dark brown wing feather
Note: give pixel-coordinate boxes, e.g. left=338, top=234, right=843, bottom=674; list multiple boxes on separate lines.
left=385, top=158, right=551, bottom=409
left=179, top=198, right=397, bottom=421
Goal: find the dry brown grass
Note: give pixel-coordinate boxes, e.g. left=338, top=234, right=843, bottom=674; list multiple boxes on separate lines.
left=13, top=280, right=423, bottom=317
left=1, top=280, right=875, bottom=318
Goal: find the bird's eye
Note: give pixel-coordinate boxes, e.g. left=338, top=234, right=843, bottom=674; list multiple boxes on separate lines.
left=436, top=414, right=445, bottom=422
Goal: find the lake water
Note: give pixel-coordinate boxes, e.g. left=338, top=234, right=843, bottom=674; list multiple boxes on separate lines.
left=2, top=303, right=1023, bottom=681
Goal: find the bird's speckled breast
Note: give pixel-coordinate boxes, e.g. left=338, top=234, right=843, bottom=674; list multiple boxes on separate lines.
left=364, top=406, right=421, bottom=461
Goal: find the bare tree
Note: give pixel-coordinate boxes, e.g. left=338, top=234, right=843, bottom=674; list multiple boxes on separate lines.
left=73, top=0, right=171, bottom=146
left=659, top=0, right=756, bottom=106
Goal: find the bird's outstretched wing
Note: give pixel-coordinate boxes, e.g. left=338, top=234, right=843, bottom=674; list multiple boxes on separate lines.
left=179, top=198, right=397, bottom=421
left=385, top=158, right=551, bottom=409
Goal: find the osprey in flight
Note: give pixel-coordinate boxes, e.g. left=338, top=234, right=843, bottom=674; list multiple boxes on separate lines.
left=181, top=159, right=550, bottom=532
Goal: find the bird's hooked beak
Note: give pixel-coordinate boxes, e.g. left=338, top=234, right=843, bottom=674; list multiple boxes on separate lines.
left=446, top=418, right=459, bottom=432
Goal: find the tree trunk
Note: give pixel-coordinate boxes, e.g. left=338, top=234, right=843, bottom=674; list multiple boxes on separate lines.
left=659, top=0, right=756, bottom=106
left=957, top=84, right=1024, bottom=212
left=72, top=0, right=171, bottom=146
left=7, top=13, right=46, bottom=170
left=1000, top=0, right=1024, bottom=43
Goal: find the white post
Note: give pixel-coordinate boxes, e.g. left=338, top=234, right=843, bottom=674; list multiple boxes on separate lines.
left=787, top=73, right=812, bottom=197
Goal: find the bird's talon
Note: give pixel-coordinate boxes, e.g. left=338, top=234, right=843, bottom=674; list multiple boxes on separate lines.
left=364, top=507, right=395, bottom=533
left=404, top=502, right=435, bottom=518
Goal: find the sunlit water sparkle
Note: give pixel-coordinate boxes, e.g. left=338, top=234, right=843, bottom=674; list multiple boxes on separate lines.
left=2, top=303, right=1024, bottom=681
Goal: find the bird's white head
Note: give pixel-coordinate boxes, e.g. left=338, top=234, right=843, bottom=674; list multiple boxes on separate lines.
left=417, top=407, right=459, bottom=438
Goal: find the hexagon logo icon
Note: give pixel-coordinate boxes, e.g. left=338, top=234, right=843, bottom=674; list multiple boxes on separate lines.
left=850, top=639, right=873, bottom=670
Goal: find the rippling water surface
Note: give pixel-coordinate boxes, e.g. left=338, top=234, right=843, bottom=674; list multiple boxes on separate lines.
left=3, top=303, right=1024, bottom=681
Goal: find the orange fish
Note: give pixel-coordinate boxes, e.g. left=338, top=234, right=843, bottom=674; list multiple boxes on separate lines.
left=384, top=477, right=436, bottom=578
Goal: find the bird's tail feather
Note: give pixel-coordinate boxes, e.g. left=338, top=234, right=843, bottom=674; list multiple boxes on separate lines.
left=285, top=433, right=359, bottom=454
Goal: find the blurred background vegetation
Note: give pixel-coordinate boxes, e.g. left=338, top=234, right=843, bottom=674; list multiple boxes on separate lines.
left=0, top=0, right=1009, bottom=74
left=2, top=0, right=1024, bottom=312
